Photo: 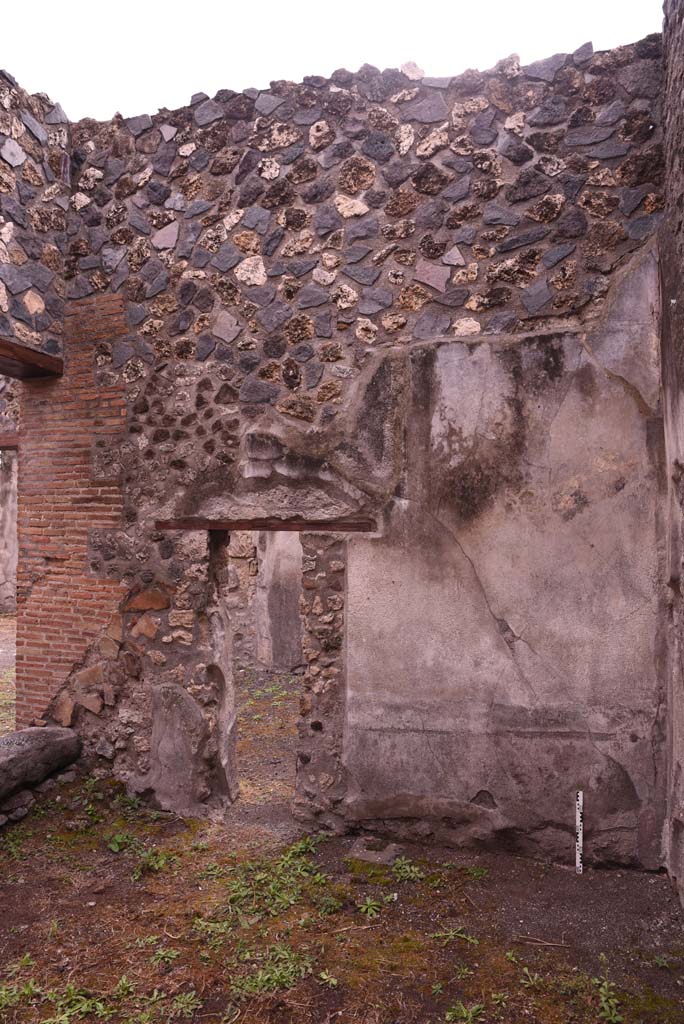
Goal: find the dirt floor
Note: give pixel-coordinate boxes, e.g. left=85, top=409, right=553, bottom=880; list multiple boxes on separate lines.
left=230, top=666, right=302, bottom=846
left=0, top=614, right=15, bottom=735
left=1, top=661, right=684, bottom=1022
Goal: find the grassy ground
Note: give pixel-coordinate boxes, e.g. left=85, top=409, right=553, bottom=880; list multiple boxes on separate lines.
left=0, top=769, right=682, bottom=1024
left=0, top=656, right=682, bottom=1022
left=0, top=662, right=15, bottom=735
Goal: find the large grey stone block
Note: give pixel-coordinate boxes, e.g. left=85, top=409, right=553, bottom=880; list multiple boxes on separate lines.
left=0, top=727, right=81, bottom=801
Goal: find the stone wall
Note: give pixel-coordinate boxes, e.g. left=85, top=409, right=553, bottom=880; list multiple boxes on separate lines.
left=65, top=36, right=662, bottom=452
left=0, top=64, right=68, bottom=608
left=0, top=71, right=69, bottom=358
left=222, top=530, right=258, bottom=675
left=0, top=447, right=17, bottom=613
left=0, top=376, right=17, bottom=430
left=661, top=0, right=684, bottom=894
left=254, top=531, right=303, bottom=670
left=0, top=372, right=19, bottom=616
left=6, top=33, right=671, bottom=863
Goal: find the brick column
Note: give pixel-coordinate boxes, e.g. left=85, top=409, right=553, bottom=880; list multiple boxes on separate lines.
left=15, top=296, right=126, bottom=726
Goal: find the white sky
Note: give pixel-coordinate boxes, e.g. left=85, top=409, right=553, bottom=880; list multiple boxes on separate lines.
left=1, top=0, right=664, bottom=122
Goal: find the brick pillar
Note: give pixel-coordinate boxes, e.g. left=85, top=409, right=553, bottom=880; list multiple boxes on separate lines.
left=15, top=296, right=126, bottom=726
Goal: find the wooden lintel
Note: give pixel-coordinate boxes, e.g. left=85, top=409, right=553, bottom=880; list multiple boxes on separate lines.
left=155, top=517, right=376, bottom=534
left=0, top=432, right=19, bottom=449
left=0, top=337, right=63, bottom=379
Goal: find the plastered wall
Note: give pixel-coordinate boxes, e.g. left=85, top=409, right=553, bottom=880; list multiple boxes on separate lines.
left=0, top=30, right=672, bottom=866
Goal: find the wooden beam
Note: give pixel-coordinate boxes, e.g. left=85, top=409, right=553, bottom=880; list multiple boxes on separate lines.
left=155, top=516, right=376, bottom=533
left=0, top=337, right=63, bottom=379
left=0, top=432, right=18, bottom=449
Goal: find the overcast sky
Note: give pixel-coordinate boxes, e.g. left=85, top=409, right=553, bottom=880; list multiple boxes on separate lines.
left=1, top=0, right=665, bottom=122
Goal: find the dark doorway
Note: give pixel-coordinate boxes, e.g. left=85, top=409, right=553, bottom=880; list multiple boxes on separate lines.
left=216, top=530, right=306, bottom=841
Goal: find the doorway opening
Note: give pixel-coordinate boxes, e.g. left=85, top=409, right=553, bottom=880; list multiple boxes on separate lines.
left=157, top=515, right=373, bottom=837
left=225, top=530, right=305, bottom=833
left=0, top=444, right=17, bottom=737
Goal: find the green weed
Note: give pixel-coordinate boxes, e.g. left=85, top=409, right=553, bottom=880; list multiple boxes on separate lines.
left=521, top=966, right=543, bottom=988
left=193, top=916, right=233, bottom=950
left=1, top=830, right=24, bottom=860
left=431, top=926, right=479, bottom=947
left=150, top=946, right=180, bottom=967
left=113, top=975, right=136, bottom=999
left=445, top=1001, right=485, bottom=1022
left=465, top=866, right=488, bottom=881
left=592, top=954, right=623, bottom=1022
left=357, top=896, right=382, bottom=918
left=391, top=856, right=425, bottom=882
left=133, top=846, right=175, bottom=880
left=8, top=952, right=35, bottom=976
left=170, top=990, right=201, bottom=1018
left=222, top=838, right=325, bottom=922
left=107, top=831, right=140, bottom=854
left=230, top=943, right=313, bottom=996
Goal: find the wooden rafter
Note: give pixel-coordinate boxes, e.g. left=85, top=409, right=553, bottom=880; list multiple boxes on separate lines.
left=0, top=337, right=63, bottom=379
left=155, top=516, right=376, bottom=533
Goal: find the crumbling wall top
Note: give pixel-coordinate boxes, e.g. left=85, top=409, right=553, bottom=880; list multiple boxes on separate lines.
left=0, top=70, right=69, bottom=364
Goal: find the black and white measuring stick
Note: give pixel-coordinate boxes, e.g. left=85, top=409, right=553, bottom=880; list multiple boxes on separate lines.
left=576, top=790, right=583, bottom=875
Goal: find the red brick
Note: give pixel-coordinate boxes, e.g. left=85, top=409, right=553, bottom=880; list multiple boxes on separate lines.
left=15, top=296, right=126, bottom=726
